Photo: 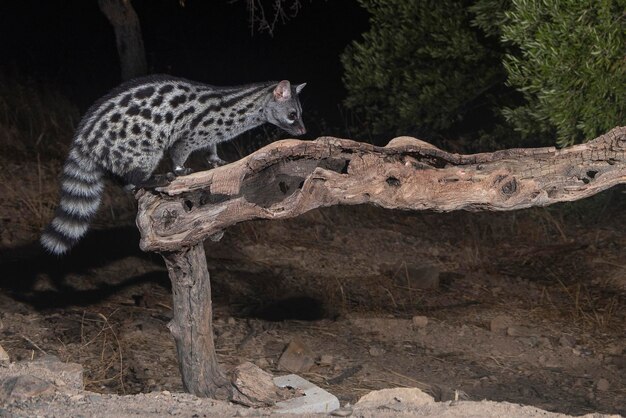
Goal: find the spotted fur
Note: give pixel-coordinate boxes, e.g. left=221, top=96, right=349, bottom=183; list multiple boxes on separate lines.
left=41, top=74, right=306, bottom=255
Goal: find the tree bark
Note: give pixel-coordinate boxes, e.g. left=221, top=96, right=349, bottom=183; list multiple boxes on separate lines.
left=98, top=0, right=147, bottom=80
left=137, top=126, right=626, bottom=252
left=161, top=243, right=232, bottom=399
left=135, top=126, right=626, bottom=399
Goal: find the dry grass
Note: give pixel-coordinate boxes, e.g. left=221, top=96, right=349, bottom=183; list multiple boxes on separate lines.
left=0, top=72, right=78, bottom=161
left=0, top=72, right=79, bottom=239
left=0, top=157, right=61, bottom=233
left=78, top=309, right=127, bottom=393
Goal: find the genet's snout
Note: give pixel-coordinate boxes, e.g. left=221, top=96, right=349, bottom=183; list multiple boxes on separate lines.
left=288, top=124, right=306, bottom=136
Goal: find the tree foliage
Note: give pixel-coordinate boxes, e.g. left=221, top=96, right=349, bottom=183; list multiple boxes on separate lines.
left=341, top=0, right=505, bottom=140
left=501, top=0, right=626, bottom=147
left=342, top=0, right=626, bottom=148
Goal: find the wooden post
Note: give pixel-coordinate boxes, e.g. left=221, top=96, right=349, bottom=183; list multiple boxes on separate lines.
left=161, top=244, right=231, bottom=399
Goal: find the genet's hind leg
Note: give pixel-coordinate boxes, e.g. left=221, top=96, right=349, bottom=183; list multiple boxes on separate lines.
left=205, top=143, right=227, bottom=168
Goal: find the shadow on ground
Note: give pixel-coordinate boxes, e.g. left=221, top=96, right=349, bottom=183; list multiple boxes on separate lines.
left=0, top=226, right=169, bottom=309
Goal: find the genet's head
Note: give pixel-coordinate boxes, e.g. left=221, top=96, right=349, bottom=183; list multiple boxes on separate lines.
left=265, top=80, right=306, bottom=136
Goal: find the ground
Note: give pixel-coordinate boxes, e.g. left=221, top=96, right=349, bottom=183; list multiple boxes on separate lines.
left=0, top=157, right=625, bottom=416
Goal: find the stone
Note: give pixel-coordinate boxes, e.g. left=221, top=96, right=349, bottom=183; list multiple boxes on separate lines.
left=596, top=378, right=610, bottom=392
left=0, top=375, right=55, bottom=403
left=411, top=315, right=428, bottom=328
left=254, top=357, right=270, bottom=369
left=318, top=354, right=334, bottom=366
left=489, top=315, right=513, bottom=333
left=353, top=387, right=434, bottom=411
left=31, top=355, right=84, bottom=389
left=0, top=345, right=9, bottom=363
left=0, top=355, right=83, bottom=391
left=506, top=326, right=540, bottom=337
left=274, top=374, right=340, bottom=414
left=368, top=346, right=385, bottom=357
left=277, top=338, right=315, bottom=373
left=558, top=335, right=576, bottom=348
left=330, top=406, right=353, bottom=416
left=230, top=362, right=287, bottom=407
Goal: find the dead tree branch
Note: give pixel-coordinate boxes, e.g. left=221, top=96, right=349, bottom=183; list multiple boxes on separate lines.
left=137, top=126, right=626, bottom=253
left=135, top=126, right=625, bottom=400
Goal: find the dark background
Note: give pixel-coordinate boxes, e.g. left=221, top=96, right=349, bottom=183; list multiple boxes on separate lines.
left=0, top=0, right=369, bottom=132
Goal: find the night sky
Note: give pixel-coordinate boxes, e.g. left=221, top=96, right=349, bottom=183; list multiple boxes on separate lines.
left=1, top=0, right=369, bottom=131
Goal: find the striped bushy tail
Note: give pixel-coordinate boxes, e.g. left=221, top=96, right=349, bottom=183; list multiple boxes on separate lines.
left=41, top=147, right=104, bottom=255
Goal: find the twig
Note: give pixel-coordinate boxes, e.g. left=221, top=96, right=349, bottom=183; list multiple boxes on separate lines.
left=21, top=335, right=47, bottom=355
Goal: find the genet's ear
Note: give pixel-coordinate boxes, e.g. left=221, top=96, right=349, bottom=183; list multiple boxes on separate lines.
left=295, top=83, right=306, bottom=95
left=273, top=80, right=292, bottom=102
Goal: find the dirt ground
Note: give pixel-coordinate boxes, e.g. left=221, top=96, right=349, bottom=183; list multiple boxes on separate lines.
left=0, top=158, right=625, bottom=416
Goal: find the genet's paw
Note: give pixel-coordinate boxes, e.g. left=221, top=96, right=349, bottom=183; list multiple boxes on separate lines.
left=173, top=166, right=193, bottom=176
left=206, top=156, right=228, bottom=168
left=132, top=174, right=173, bottom=189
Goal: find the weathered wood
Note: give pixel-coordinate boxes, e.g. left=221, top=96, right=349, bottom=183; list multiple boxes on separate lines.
left=161, top=244, right=231, bottom=399
left=136, top=126, right=626, bottom=400
left=137, top=126, right=626, bottom=252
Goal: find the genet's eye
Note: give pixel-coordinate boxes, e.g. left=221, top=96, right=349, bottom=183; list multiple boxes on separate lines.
left=287, top=111, right=297, bottom=122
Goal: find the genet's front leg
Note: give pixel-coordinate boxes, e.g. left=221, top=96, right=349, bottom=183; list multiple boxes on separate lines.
left=205, top=143, right=227, bottom=168
left=169, top=141, right=194, bottom=176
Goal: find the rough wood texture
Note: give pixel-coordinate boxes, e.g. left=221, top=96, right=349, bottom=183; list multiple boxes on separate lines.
left=137, top=126, right=626, bottom=252
left=137, top=126, right=625, bottom=400
left=161, top=244, right=231, bottom=399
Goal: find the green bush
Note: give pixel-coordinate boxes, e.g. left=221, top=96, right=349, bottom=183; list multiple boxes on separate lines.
left=501, top=0, right=626, bottom=146
left=341, top=0, right=506, bottom=141
left=342, top=0, right=625, bottom=148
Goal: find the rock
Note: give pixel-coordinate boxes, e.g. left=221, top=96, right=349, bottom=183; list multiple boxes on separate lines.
left=230, top=362, right=287, bottom=407
left=330, top=406, right=353, bottom=416
left=411, top=315, right=428, bottom=328
left=506, top=326, right=540, bottom=337
left=31, top=355, right=84, bottom=389
left=278, top=338, right=315, bottom=373
left=0, top=375, right=56, bottom=403
left=254, top=357, right=270, bottom=369
left=559, top=335, right=576, bottom=348
left=0, top=355, right=83, bottom=390
left=396, top=265, right=440, bottom=290
left=596, top=378, right=610, bottom=392
left=368, top=346, right=385, bottom=357
left=489, top=315, right=513, bottom=333
left=274, top=374, right=340, bottom=414
left=353, top=387, right=434, bottom=411
left=0, top=345, right=9, bottom=363
left=318, top=354, right=334, bottom=366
